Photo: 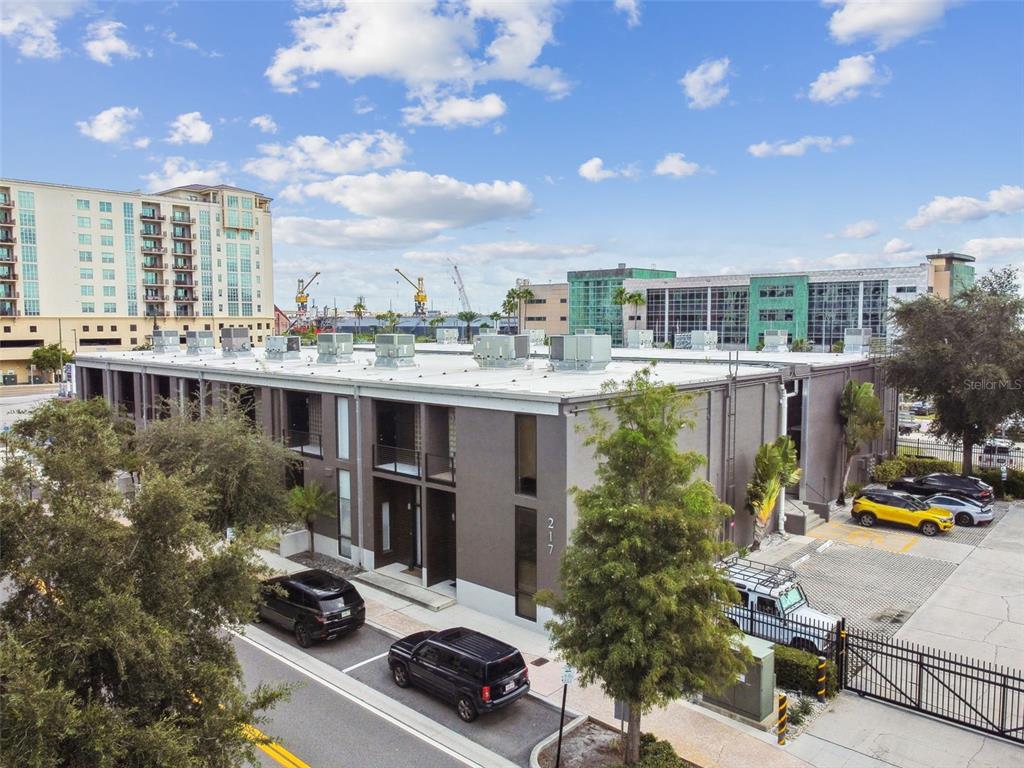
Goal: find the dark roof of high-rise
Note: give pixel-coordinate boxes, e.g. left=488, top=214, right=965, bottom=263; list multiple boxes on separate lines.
left=926, top=251, right=975, bottom=263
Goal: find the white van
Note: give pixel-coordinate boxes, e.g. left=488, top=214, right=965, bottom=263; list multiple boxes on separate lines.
left=979, top=439, right=1014, bottom=469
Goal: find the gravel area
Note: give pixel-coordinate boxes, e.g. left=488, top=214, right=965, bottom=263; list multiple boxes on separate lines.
left=537, top=719, right=700, bottom=768
left=286, top=551, right=363, bottom=579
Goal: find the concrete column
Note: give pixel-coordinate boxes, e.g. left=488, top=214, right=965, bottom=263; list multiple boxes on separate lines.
left=857, top=281, right=864, bottom=329
left=663, top=288, right=669, bottom=344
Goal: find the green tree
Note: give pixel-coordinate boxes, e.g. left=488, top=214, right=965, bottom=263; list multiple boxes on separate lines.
left=353, top=297, right=367, bottom=337
left=375, top=310, right=400, bottom=333
left=837, top=380, right=885, bottom=504
left=626, top=290, right=646, bottom=331
left=29, top=343, right=74, bottom=381
left=488, top=311, right=502, bottom=332
left=790, top=338, right=812, bottom=352
left=746, top=436, right=802, bottom=547
left=501, top=293, right=518, bottom=334
left=456, top=310, right=479, bottom=342
left=288, top=482, right=338, bottom=555
left=134, top=405, right=299, bottom=533
left=0, top=415, right=287, bottom=766
left=538, top=369, right=747, bottom=765
left=887, top=266, right=1024, bottom=475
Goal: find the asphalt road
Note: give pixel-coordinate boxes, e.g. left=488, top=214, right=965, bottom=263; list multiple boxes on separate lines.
left=234, top=635, right=468, bottom=768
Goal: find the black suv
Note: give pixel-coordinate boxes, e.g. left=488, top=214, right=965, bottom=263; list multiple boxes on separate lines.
left=388, top=627, right=530, bottom=722
left=257, top=569, right=365, bottom=648
left=887, top=472, right=993, bottom=503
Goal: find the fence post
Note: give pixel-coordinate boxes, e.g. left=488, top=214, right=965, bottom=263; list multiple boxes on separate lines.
left=837, top=618, right=848, bottom=690
left=777, top=693, right=787, bottom=746
left=817, top=656, right=828, bottom=702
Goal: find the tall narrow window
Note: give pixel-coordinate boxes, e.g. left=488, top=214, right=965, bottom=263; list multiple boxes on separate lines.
left=336, top=397, right=350, bottom=460
left=338, top=470, right=352, bottom=558
left=515, top=414, right=537, bottom=496
left=382, top=502, right=391, bottom=553
left=515, top=507, right=537, bottom=621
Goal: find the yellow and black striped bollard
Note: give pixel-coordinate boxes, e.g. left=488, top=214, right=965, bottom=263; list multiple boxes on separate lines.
left=817, top=655, right=828, bottom=702
left=777, top=693, right=787, bottom=745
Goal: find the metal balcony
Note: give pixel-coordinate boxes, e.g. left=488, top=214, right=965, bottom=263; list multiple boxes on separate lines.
left=425, top=453, right=456, bottom=485
left=373, top=444, right=421, bottom=477
left=141, top=260, right=165, bottom=269
left=140, top=211, right=165, bottom=221
left=284, top=429, right=323, bottom=458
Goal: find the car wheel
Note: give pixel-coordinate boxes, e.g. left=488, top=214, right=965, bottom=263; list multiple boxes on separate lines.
left=457, top=695, right=478, bottom=723
left=790, top=637, right=819, bottom=655
left=392, top=663, right=410, bottom=688
left=955, top=512, right=973, bottom=527
left=920, top=521, right=939, bottom=537
left=858, top=512, right=876, bottom=528
left=294, top=622, right=313, bottom=648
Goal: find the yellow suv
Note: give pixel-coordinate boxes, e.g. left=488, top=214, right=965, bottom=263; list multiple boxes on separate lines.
left=852, top=489, right=954, bottom=537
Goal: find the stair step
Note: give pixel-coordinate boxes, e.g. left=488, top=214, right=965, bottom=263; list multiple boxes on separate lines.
left=352, top=571, right=456, bottom=612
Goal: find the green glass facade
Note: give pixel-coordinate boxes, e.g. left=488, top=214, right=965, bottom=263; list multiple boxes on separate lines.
left=747, top=275, right=809, bottom=348
left=951, top=262, right=975, bottom=294
left=568, top=266, right=675, bottom=345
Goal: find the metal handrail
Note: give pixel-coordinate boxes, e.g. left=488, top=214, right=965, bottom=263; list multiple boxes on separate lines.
left=425, top=452, right=456, bottom=485
left=374, top=443, right=420, bottom=476
left=283, top=429, right=323, bottom=458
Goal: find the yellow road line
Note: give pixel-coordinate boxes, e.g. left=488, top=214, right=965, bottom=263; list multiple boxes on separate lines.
left=898, top=538, right=918, bottom=553
left=243, top=723, right=311, bottom=768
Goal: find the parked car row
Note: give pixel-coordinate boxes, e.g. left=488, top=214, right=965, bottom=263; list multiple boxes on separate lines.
left=256, top=569, right=530, bottom=723
left=850, top=472, right=995, bottom=537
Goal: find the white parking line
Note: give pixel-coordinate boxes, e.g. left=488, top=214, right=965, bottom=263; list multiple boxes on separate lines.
left=342, top=651, right=388, bottom=674
left=816, top=540, right=834, bottom=553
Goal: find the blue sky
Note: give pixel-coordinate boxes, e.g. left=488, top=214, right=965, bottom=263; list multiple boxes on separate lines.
left=2, top=0, right=1022, bottom=313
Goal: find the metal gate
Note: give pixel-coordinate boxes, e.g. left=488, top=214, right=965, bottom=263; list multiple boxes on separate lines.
left=841, top=630, right=1024, bottom=743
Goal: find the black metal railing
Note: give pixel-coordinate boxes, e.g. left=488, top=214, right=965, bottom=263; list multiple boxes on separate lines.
left=723, top=601, right=842, bottom=660
left=283, top=429, right=323, bottom=458
left=373, top=444, right=420, bottom=477
left=425, top=453, right=456, bottom=485
left=896, top=438, right=1022, bottom=473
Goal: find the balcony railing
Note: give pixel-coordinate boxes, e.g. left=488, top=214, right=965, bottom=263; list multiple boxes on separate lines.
left=172, top=231, right=196, bottom=240
left=0, top=251, right=14, bottom=262
left=0, top=197, right=13, bottom=208
left=0, top=289, right=19, bottom=299
left=171, top=215, right=196, bottom=224
left=140, top=211, right=165, bottom=221
left=0, top=305, right=19, bottom=317
left=142, top=259, right=165, bottom=269
left=172, top=262, right=197, bottom=271
left=0, top=269, right=16, bottom=281
left=0, top=236, right=16, bottom=244
left=0, top=217, right=13, bottom=226
left=284, top=429, right=323, bottom=458
left=425, top=453, right=456, bottom=485
left=144, top=294, right=167, bottom=302
left=373, top=444, right=421, bottom=477
left=141, top=245, right=166, bottom=255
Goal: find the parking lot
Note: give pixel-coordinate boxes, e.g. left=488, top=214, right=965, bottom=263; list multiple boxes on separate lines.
left=252, top=619, right=564, bottom=767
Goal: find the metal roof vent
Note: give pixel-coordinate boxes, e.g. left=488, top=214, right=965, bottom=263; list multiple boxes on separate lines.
left=549, top=334, right=612, bottom=371
left=374, top=333, right=415, bottom=367
left=762, top=329, right=789, bottom=353
left=690, top=330, right=718, bottom=351
left=152, top=329, right=181, bottom=355
left=527, top=329, right=546, bottom=346
left=185, top=330, right=215, bottom=356
left=317, top=332, right=354, bottom=364
left=220, top=327, right=252, bottom=357
left=473, top=334, right=530, bottom=368
left=435, top=328, right=459, bottom=345
left=266, top=335, right=301, bottom=361
left=843, top=327, right=871, bottom=354
left=625, top=329, right=654, bottom=349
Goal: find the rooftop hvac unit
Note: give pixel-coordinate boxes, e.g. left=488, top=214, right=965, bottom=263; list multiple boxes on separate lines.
left=527, top=328, right=546, bottom=346
left=625, top=329, right=654, bottom=349
left=435, top=328, right=459, bottom=345
left=152, top=329, right=181, bottom=354
left=575, top=328, right=596, bottom=335
left=690, top=330, right=718, bottom=351
left=317, top=332, right=354, bottom=364
left=473, top=334, right=530, bottom=368
left=220, top=327, right=252, bottom=357
left=550, top=333, right=612, bottom=371
left=843, top=327, right=871, bottom=354
left=762, top=329, right=789, bottom=353
left=374, top=333, right=415, bottom=367
left=673, top=333, right=691, bottom=350
left=478, top=327, right=498, bottom=336
left=185, top=330, right=214, bottom=356
left=265, top=335, right=301, bottom=361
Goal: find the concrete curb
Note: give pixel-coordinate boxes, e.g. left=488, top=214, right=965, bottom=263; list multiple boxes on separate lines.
left=528, top=713, right=589, bottom=768
left=235, top=624, right=519, bottom=768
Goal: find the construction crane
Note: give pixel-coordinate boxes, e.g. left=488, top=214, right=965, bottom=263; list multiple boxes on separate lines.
left=296, top=272, right=320, bottom=317
left=447, top=258, right=472, bottom=313
left=394, top=268, right=427, bottom=316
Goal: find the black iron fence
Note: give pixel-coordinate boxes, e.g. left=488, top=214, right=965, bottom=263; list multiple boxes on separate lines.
left=896, top=438, right=1022, bottom=473
left=373, top=444, right=420, bottom=477
left=724, top=602, right=843, bottom=661
left=425, top=453, right=456, bottom=485
left=283, top=429, right=322, bottom=458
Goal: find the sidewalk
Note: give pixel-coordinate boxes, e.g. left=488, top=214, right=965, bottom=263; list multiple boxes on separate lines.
left=258, top=549, right=810, bottom=768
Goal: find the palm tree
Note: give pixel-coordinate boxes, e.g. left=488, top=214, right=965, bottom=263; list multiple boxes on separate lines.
left=288, top=483, right=338, bottom=555
left=456, top=310, right=479, bottom=342
left=746, top=436, right=802, bottom=548
left=612, top=286, right=629, bottom=330
left=513, top=286, right=534, bottom=333
left=626, top=290, right=646, bottom=330
left=489, top=311, right=502, bottom=333
left=353, top=298, right=367, bottom=339
left=501, top=293, right=518, bottom=334
left=837, top=380, right=884, bottom=504
left=375, top=310, right=400, bottom=333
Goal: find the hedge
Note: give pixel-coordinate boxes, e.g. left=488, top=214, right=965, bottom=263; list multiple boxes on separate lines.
left=774, top=645, right=838, bottom=698
left=873, top=457, right=1024, bottom=499
left=976, top=468, right=1024, bottom=499
left=608, top=734, right=698, bottom=768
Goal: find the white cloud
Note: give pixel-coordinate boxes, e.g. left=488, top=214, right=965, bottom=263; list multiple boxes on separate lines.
left=614, top=0, right=641, bottom=28
left=961, top=237, right=1024, bottom=260
left=250, top=114, right=278, bottom=134
left=83, top=20, right=139, bottom=65
left=405, top=240, right=599, bottom=265
left=354, top=96, right=376, bottom=114
left=0, top=1, right=83, bottom=60
left=747, top=135, right=854, bottom=157
left=133, top=137, right=151, bottom=149
left=274, top=216, right=443, bottom=250
left=166, top=112, right=213, bottom=145
left=680, top=57, right=731, bottom=110
left=827, top=0, right=952, bottom=50
left=265, top=1, right=569, bottom=104
left=578, top=157, right=637, bottom=182
left=906, top=185, right=1024, bottom=229
left=827, top=219, right=879, bottom=239
left=403, top=93, right=507, bottom=128
left=653, top=153, right=701, bottom=178
left=165, top=29, right=222, bottom=58
left=142, top=157, right=230, bottom=190
left=242, top=131, right=407, bottom=183
left=76, top=106, right=142, bottom=143
left=808, top=54, right=888, bottom=104
left=884, top=237, right=913, bottom=254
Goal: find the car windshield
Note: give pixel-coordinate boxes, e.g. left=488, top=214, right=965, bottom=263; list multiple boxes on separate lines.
left=779, top=586, right=805, bottom=612
left=908, top=498, right=929, bottom=511
left=487, top=652, right=526, bottom=682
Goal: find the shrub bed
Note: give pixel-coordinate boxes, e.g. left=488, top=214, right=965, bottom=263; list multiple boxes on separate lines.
left=774, top=645, right=838, bottom=698
left=608, top=734, right=699, bottom=768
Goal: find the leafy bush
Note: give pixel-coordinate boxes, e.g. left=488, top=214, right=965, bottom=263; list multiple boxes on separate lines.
left=975, top=468, right=1024, bottom=499
left=830, top=340, right=845, bottom=353
left=846, top=482, right=864, bottom=499
left=787, top=696, right=815, bottom=727
left=774, top=645, right=838, bottom=698
left=608, top=734, right=697, bottom=768
left=871, top=458, right=907, bottom=483
left=872, top=456, right=957, bottom=483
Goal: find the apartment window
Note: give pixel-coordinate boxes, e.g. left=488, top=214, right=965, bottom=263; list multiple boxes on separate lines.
left=102, top=269, right=115, bottom=280
left=381, top=501, right=391, bottom=553
left=104, top=303, right=116, bottom=313
left=896, top=286, right=917, bottom=294
left=78, top=234, right=92, bottom=245
left=99, top=201, right=112, bottom=213
left=100, top=218, right=113, bottom=230
left=18, top=191, right=35, bottom=209
left=80, top=268, right=94, bottom=280
left=77, top=216, right=91, bottom=228
left=241, top=197, right=253, bottom=210
left=337, top=469, right=352, bottom=558
left=515, top=414, right=538, bottom=496
left=29, top=325, right=37, bottom=332
left=102, top=252, right=115, bottom=263
left=758, top=309, right=794, bottom=322
left=81, top=302, right=95, bottom=313
left=336, top=397, right=350, bottom=460
left=101, top=235, right=114, bottom=247
left=103, top=286, right=116, bottom=297
left=81, top=285, right=94, bottom=296
left=758, top=284, right=795, bottom=298
left=76, top=199, right=90, bottom=210
left=18, top=211, right=36, bottom=227
left=515, top=507, right=538, bottom=621
left=130, top=324, right=137, bottom=331
left=79, top=251, right=93, bottom=262
left=227, top=195, right=238, bottom=208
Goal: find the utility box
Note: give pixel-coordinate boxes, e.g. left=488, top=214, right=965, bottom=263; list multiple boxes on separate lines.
left=374, top=334, right=415, bottom=367
left=317, top=333, right=354, bottom=364
left=473, top=334, right=530, bottom=368
left=690, top=330, right=718, bottom=351
left=843, top=327, right=871, bottom=354
left=435, top=328, right=458, bottom=345
left=185, top=330, right=215, bottom=355
left=550, top=334, right=612, bottom=371
left=265, top=335, right=301, bottom=361
left=220, top=327, right=252, bottom=357
left=152, top=329, right=181, bottom=354
left=702, top=634, right=776, bottom=727
left=625, top=329, right=654, bottom=349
